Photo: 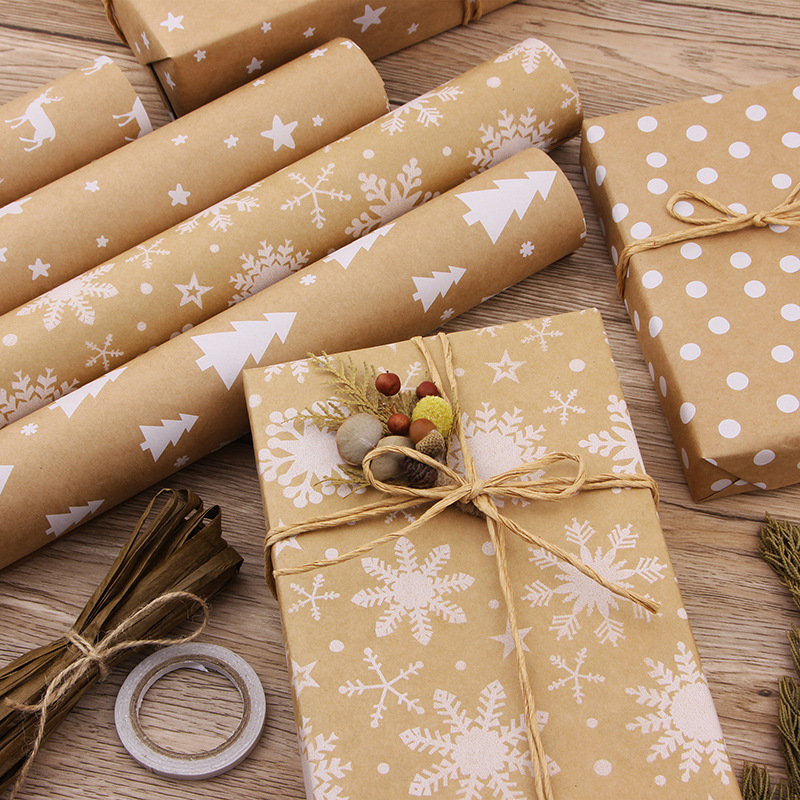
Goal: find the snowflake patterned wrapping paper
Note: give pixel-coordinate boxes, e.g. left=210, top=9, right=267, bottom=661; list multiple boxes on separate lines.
left=0, top=38, right=582, bottom=429
left=104, top=0, right=517, bottom=116
left=244, top=309, right=742, bottom=800
left=0, top=57, right=150, bottom=208
left=580, top=78, right=800, bottom=502
left=0, top=143, right=583, bottom=569
left=0, top=40, right=388, bottom=317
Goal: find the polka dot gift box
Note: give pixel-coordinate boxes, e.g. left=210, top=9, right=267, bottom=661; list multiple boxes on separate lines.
left=243, top=310, right=741, bottom=800
left=581, top=79, right=800, bottom=502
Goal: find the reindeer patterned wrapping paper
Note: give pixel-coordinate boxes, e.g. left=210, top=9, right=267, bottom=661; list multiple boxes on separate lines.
left=0, top=39, right=582, bottom=429
left=0, top=57, right=149, bottom=208
left=0, top=40, right=387, bottom=316
left=243, top=310, right=742, bottom=800
left=0, top=143, right=584, bottom=569
left=105, top=0, right=518, bottom=115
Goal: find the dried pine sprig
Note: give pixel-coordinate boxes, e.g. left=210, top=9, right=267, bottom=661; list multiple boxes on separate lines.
left=0, top=488, right=242, bottom=791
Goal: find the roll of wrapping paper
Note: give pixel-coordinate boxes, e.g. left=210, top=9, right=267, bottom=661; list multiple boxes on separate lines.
left=0, top=38, right=581, bottom=428
left=0, top=144, right=585, bottom=569
left=0, top=38, right=388, bottom=315
left=0, top=57, right=150, bottom=208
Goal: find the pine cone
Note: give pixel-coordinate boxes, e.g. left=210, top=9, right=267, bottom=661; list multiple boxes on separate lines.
left=402, top=456, right=438, bottom=488
left=414, top=429, right=446, bottom=460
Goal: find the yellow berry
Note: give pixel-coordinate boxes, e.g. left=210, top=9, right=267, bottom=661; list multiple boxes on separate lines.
left=411, top=395, right=453, bottom=438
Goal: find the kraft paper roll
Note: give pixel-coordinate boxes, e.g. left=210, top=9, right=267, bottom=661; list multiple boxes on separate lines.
left=0, top=38, right=388, bottom=315
left=0, top=145, right=585, bottom=569
left=0, top=38, right=581, bottom=428
left=0, top=57, right=150, bottom=209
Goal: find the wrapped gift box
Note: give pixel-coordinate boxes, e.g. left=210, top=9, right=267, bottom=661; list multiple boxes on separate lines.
left=244, top=309, right=741, bottom=799
left=581, top=78, right=800, bottom=501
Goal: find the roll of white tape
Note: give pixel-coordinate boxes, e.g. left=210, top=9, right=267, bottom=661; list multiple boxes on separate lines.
left=114, top=643, right=266, bottom=779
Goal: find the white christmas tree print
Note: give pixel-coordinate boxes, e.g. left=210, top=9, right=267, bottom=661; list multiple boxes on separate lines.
left=139, top=413, right=199, bottom=461
left=346, top=159, right=435, bottom=237
left=543, top=389, right=586, bottom=425
left=124, top=238, right=169, bottom=269
left=85, top=333, right=123, bottom=369
left=281, top=164, right=351, bottom=229
left=400, top=680, right=558, bottom=799
left=351, top=536, right=474, bottom=646
left=456, top=171, right=557, bottom=244
left=50, top=366, right=126, bottom=418
left=523, top=518, right=667, bottom=646
left=379, top=84, right=463, bottom=135
left=324, top=224, right=395, bottom=269
left=522, top=318, right=563, bottom=351
left=176, top=191, right=260, bottom=234
left=468, top=109, right=558, bottom=173
left=45, top=499, right=104, bottom=537
left=411, top=266, right=466, bottom=312
left=547, top=647, right=605, bottom=704
left=230, top=239, right=311, bottom=304
left=288, top=573, right=340, bottom=621
left=338, top=647, right=424, bottom=728
left=626, top=642, right=732, bottom=785
left=298, top=717, right=352, bottom=800
left=16, top=263, right=117, bottom=330
left=578, top=395, right=645, bottom=474
left=0, top=369, right=79, bottom=426
left=494, top=39, right=565, bottom=74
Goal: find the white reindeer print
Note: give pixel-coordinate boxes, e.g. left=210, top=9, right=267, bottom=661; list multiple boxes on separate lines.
left=112, top=97, right=152, bottom=140
left=81, top=56, right=114, bottom=75
left=5, top=88, right=63, bottom=152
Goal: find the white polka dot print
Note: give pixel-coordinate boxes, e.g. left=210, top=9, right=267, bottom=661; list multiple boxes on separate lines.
left=781, top=303, right=800, bottom=321
left=719, top=419, right=741, bottom=438
left=746, top=104, right=767, bottom=121
left=680, top=402, right=696, bottom=423
left=697, top=167, right=718, bottom=184
left=728, top=141, right=750, bottom=158
left=634, top=310, right=641, bottom=330
left=730, top=251, right=751, bottom=269
left=708, top=316, right=730, bottom=334
left=673, top=200, right=694, bottom=217
left=680, top=343, right=701, bottom=360
left=594, top=760, right=612, bottom=776
left=754, top=449, right=776, bottom=466
left=782, top=131, right=800, bottom=148
left=585, top=125, right=605, bottom=143
left=611, top=245, right=619, bottom=265
left=638, top=115, right=658, bottom=132
left=711, top=479, right=733, bottom=491
left=647, top=151, right=667, bottom=168
left=727, top=372, right=748, bottom=390
left=728, top=202, right=748, bottom=214
left=2, top=334, right=17, bottom=347
left=781, top=255, right=800, bottom=273
left=744, top=280, right=766, bottom=298
left=642, top=270, right=663, bottom=289
left=648, top=178, right=669, bottom=194
left=486, top=76, right=501, bottom=88
left=631, top=221, right=652, bottom=239
left=649, top=316, right=663, bottom=337
left=681, top=448, right=689, bottom=468
left=612, top=203, right=629, bottom=222
left=659, top=376, right=667, bottom=396
left=778, top=394, right=800, bottom=413
left=773, top=173, right=793, bottom=190
left=686, top=124, right=707, bottom=141
left=702, top=93, right=723, bottom=103
left=686, top=280, right=707, bottom=298
left=595, top=165, right=607, bottom=185
left=772, top=344, right=794, bottom=363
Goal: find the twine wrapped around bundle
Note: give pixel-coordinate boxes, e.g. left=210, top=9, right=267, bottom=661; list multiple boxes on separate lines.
left=265, top=332, right=660, bottom=800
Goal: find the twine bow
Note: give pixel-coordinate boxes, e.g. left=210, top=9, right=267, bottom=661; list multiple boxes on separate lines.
left=6, top=591, right=209, bottom=799
left=616, top=183, right=800, bottom=299
left=265, top=332, right=660, bottom=800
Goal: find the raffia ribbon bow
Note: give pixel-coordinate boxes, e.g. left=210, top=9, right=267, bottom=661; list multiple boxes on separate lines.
left=265, top=332, right=660, bottom=800
left=616, top=183, right=800, bottom=299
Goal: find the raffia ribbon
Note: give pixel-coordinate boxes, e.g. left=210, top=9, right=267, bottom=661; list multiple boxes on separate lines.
left=615, top=183, right=800, bottom=299
left=265, top=332, right=660, bottom=800
left=6, top=591, right=209, bottom=800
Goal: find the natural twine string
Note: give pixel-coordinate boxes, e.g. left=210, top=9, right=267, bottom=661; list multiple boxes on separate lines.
left=462, top=0, right=484, bottom=24
left=5, top=591, right=209, bottom=799
left=265, top=332, right=660, bottom=800
left=615, top=183, right=800, bottom=299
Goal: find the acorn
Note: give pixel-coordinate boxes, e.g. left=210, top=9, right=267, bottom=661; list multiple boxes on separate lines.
left=387, top=412, right=411, bottom=435
left=408, top=417, right=437, bottom=445
left=411, top=395, right=454, bottom=438
left=375, top=371, right=401, bottom=396
left=336, top=413, right=382, bottom=465
left=402, top=457, right=439, bottom=488
left=415, top=429, right=446, bottom=460
left=415, top=381, right=440, bottom=399
left=368, top=435, right=413, bottom=481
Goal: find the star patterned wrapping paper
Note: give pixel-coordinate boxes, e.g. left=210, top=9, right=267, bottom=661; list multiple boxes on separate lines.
left=0, top=40, right=388, bottom=316
left=243, top=309, right=742, bottom=800
left=0, top=57, right=149, bottom=208
left=0, top=144, right=584, bottom=569
left=104, top=0, right=518, bottom=115
left=0, top=38, right=582, bottom=429
left=580, top=78, right=800, bottom=501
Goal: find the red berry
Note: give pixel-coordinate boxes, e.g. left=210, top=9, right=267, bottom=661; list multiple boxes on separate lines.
left=375, top=371, right=401, bottom=396
left=409, top=418, right=437, bottom=444
left=387, top=413, right=411, bottom=435
left=416, top=381, right=439, bottom=399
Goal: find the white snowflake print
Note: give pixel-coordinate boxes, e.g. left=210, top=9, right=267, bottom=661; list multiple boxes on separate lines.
left=399, top=361, right=423, bottom=391
left=520, top=241, right=534, bottom=257
left=124, top=238, right=169, bottom=269
left=380, top=84, right=463, bottom=135
left=346, top=158, right=435, bottom=238
left=338, top=647, right=424, bottom=728
left=626, top=642, right=732, bottom=785
left=174, top=455, right=190, bottom=469
left=20, top=422, right=38, bottom=436
left=521, top=318, right=563, bottom=352
left=468, top=108, right=557, bottom=173
left=579, top=395, right=645, bottom=474
left=561, top=82, right=582, bottom=113
left=543, top=389, right=586, bottom=425
left=0, top=369, right=79, bottom=426
left=16, top=263, right=117, bottom=330
left=260, top=360, right=309, bottom=384
left=523, top=518, right=667, bottom=646
left=176, top=191, right=261, bottom=234
left=85, top=333, right=124, bottom=369
left=351, top=536, right=474, bottom=646
left=298, top=716, right=352, bottom=800
left=230, top=239, right=311, bottom=304
left=547, top=647, right=605, bottom=704
left=300, top=274, right=317, bottom=285
left=494, top=39, right=566, bottom=74
left=281, top=164, right=351, bottom=229
left=400, top=680, right=559, bottom=799
left=288, top=573, right=340, bottom=621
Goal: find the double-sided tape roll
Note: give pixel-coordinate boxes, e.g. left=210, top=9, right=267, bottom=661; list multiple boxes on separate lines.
left=115, top=643, right=266, bottom=779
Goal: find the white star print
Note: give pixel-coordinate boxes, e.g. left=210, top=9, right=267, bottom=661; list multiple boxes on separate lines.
left=303, top=26, right=315, bottom=37
left=28, top=258, right=50, bottom=279
left=174, top=273, right=212, bottom=307
left=224, top=134, right=239, bottom=148
left=96, top=236, right=109, bottom=247
left=261, top=115, right=298, bottom=150
left=171, top=134, right=188, bottom=145
left=165, top=72, right=176, bottom=90
left=168, top=183, right=191, bottom=206
left=490, top=619, right=533, bottom=659
left=160, top=12, right=184, bottom=31
left=84, top=181, right=99, bottom=192
left=246, top=56, right=263, bottom=74
left=291, top=659, right=319, bottom=695
left=194, top=49, right=206, bottom=61
left=312, top=115, right=324, bottom=127
left=253, top=78, right=266, bottom=86
left=353, top=4, right=385, bottom=32
left=486, top=349, right=526, bottom=384
left=310, top=48, right=327, bottom=58
left=261, top=21, right=272, bottom=32
left=408, top=22, right=419, bottom=34
left=141, top=31, right=150, bottom=48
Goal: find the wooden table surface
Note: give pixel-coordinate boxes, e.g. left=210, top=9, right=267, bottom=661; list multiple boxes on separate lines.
left=2, top=1, right=800, bottom=797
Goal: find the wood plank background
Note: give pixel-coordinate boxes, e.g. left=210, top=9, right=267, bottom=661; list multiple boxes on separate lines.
left=2, top=0, right=800, bottom=797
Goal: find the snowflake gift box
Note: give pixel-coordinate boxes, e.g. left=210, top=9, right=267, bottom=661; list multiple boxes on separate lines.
left=244, top=309, right=741, bottom=800
left=581, top=78, right=800, bottom=502
left=104, top=0, right=518, bottom=115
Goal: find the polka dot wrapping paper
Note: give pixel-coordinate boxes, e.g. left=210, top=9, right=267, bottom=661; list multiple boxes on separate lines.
left=105, top=0, right=519, bottom=116
left=581, top=79, right=800, bottom=502
left=244, top=310, right=742, bottom=799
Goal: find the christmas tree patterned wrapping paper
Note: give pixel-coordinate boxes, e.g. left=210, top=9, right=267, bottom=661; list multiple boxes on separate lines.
left=0, top=143, right=584, bottom=569
left=0, top=39, right=388, bottom=316
left=104, top=0, right=518, bottom=115
left=0, top=57, right=150, bottom=208
left=244, top=309, right=741, bottom=800
left=0, top=38, right=582, bottom=429
left=581, top=78, right=800, bottom=502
